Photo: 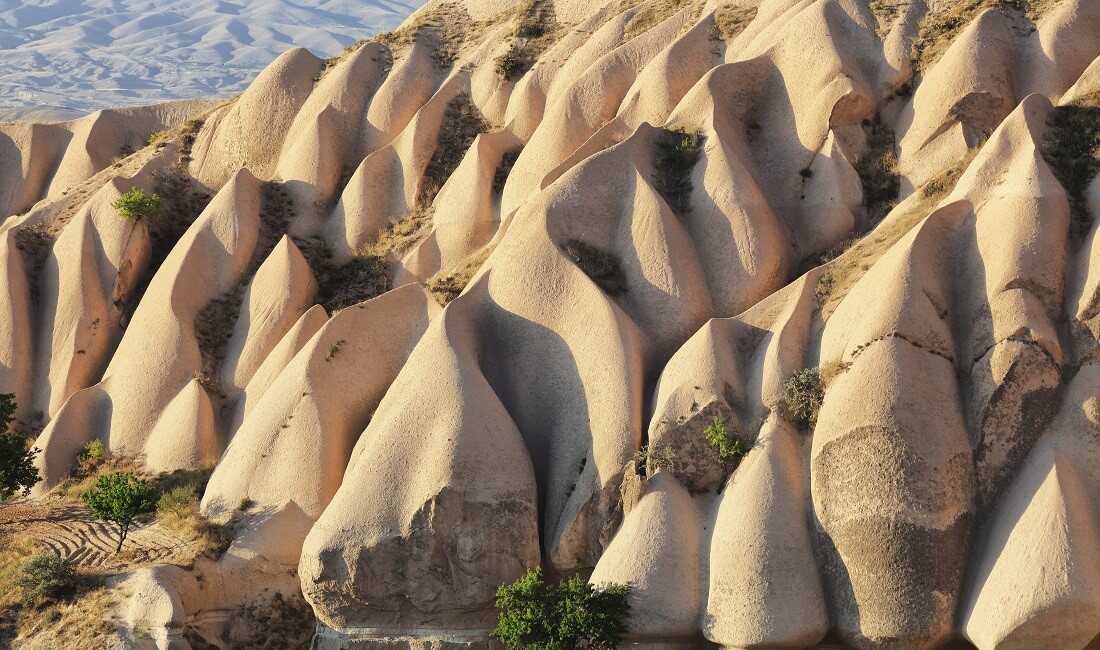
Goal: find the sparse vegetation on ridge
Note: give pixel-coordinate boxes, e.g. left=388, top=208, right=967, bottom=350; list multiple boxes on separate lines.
left=194, top=181, right=293, bottom=398
left=374, top=2, right=494, bottom=69
left=422, top=94, right=490, bottom=206
left=1041, top=92, right=1100, bottom=246
left=912, top=0, right=1055, bottom=73
left=295, top=236, right=392, bottom=314
left=493, top=567, right=631, bottom=650
left=495, top=0, right=561, bottom=81
left=812, top=151, right=976, bottom=316
left=622, top=0, right=698, bottom=42
left=560, top=239, right=627, bottom=296
left=712, top=3, right=757, bottom=41
left=653, top=128, right=704, bottom=214
left=855, top=116, right=901, bottom=229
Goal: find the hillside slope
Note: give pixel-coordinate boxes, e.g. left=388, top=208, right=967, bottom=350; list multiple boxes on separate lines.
left=2, top=0, right=1100, bottom=648
left=0, top=0, right=420, bottom=119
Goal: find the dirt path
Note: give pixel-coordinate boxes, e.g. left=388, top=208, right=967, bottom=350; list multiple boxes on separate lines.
left=0, top=498, right=200, bottom=573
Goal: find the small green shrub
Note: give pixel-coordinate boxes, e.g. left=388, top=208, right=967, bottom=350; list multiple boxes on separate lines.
left=653, top=129, right=704, bottom=213
left=81, top=472, right=156, bottom=553
left=493, top=568, right=631, bottom=650
left=238, top=497, right=255, bottom=511
left=77, top=439, right=106, bottom=472
left=704, top=416, right=746, bottom=463
left=18, top=554, right=76, bottom=602
left=781, top=368, right=825, bottom=429
left=113, top=188, right=162, bottom=221
left=0, top=393, right=39, bottom=501
left=560, top=239, right=626, bottom=296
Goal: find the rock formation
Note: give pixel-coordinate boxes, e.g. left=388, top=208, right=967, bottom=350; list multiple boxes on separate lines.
left=4, top=0, right=1100, bottom=648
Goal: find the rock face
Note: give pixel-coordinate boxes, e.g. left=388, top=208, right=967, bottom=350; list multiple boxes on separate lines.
left=5, top=0, right=1100, bottom=648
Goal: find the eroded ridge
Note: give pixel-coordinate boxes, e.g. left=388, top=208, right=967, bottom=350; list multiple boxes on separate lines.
left=2, top=0, right=1100, bottom=647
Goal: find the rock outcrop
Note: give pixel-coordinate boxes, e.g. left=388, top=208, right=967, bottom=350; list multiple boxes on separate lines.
left=5, top=0, right=1100, bottom=648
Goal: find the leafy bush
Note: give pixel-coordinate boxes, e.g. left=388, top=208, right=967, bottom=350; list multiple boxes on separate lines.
left=18, top=554, right=76, bottom=602
left=0, top=393, right=39, bottom=501
left=113, top=188, right=162, bottom=221
left=781, top=368, right=825, bottom=429
left=77, top=439, right=106, bottom=473
left=81, top=472, right=156, bottom=553
left=493, top=568, right=630, bottom=650
left=704, top=415, right=746, bottom=463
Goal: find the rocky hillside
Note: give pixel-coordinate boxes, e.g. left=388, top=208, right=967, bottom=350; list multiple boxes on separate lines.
left=0, top=0, right=420, bottom=120
left=2, top=0, right=1100, bottom=647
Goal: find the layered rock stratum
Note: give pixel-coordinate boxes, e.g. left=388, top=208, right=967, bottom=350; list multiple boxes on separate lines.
left=3, top=0, right=1100, bottom=648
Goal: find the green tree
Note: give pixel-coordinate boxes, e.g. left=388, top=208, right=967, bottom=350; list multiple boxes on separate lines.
left=0, top=393, right=39, bottom=501
left=493, top=567, right=630, bottom=650
left=81, top=472, right=156, bottom=553
left=113, top=188, right=162, bottom=221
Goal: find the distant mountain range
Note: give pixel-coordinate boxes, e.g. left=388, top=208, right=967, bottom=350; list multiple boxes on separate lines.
left=0, top=0, right=421, bottom=120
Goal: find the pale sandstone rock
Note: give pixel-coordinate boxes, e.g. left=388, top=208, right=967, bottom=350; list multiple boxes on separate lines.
left=590, top=471, right=703, bottom=640
left=189, top=49, right=324, bottom=187
left=300, top=284, right=540, bottom=630
left=32, top=176, right=153, bottom=418
left=704, top=416, right=827, bottom=648
left=7, top=1, right=1100, bottom=647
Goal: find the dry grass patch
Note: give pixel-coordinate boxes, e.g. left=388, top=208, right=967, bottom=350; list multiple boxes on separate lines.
left=622, top=0, right=698, bottom=42
left=426, top=247, right=492, bottom=306
left=153, top=473, right=232, bottom=558
left=295, top=236, right=392, bottom=314
left=495, top=0, right=562, bottom=81
left=814, top=152, right=975, bottom=317
left=194, top=181, right=293, bottom=397
left=375, top=2, right=496, bottom=69
left=712, top=2, right=757, bottom=41
left=421, top=94, right=490, bottom=206
left=912, top=0, right=1053, bottom=72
